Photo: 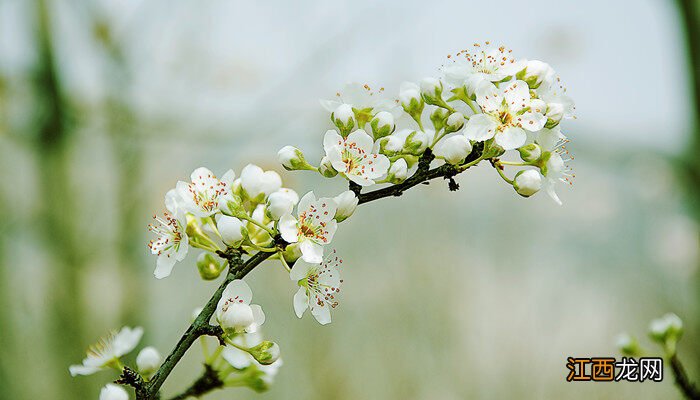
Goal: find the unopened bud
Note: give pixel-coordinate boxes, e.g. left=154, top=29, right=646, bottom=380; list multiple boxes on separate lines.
left=266, top=189, right=299, bottom=221
left=516, top=60, right=554, bottom=89
left=434, top=134, right=472, bottom=165
left=399, top=82, right=424, bottom=116
left=99, top=384, right=128, bottom=400
left=218, top=216, right=247, bottom=246
left=247, top=341, right=281, bottom=365
left=513, top=169, right=542, bottom=197
left=370, top=111, right=395, bottom=139
left=332, top=104, right=355, bottom=136
left=430, top=108, right=448, bottom=131
left=219, top=303, right=254, bottom=332
left=545, top=102, right=565, bottom=128
left=404, top=131, right=429, bottom=155
left=649, top=313, right=683, bottom=344
left=136, top=346, right=161, bottom=375
left=387, top=159, right=408, bottom=183
left=277, top=146, right=313, bottom=171
left=333, top=190, right=358, bottom=222
left=197, top=252, right=223, bottom=280
left=420, top=77, right=443, bottom=104
left=518, top=143, right=542, bottom=162
left=615, top=333, right=641, bottom=357
left=318, top=156, right=338, bottom=178
left=445, top=112, right=465, bottom=133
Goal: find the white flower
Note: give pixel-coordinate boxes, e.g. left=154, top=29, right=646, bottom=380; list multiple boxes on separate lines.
left=464, top=80, right=546, bottom=150
left=239, top=164, right=282, bottom=202
left=420, top=77, right=442, bottom=97
left=320, top=82, right=395, bottom=113
left=216, top=280, right=265, bottom=333
left=323, top=129, right=390, bottom=186
left=222, top=332, right=283, bottom=385
left=383, top=129, right=429, bottom=156
left=649, top=313, right=683, bottom=342
left=277, top=146, right=310, bottom=171
left=69, top=326, right=143, bottom=376
left=446, top=112, right=465, bottom=131
left=536, top=127, right=573, bottom=205
left=387, top=158, right=408, bottom=183
left=513, top=169, right=542, bottom=197
left=333, top=190, right=358, bottom=223
left=434, top=134, right=472, bottom=165
left=176, top=167, right=235, bottom=217
left=266, top=188, right=299, bottom=220
left=136, top=346, right=161, bottom=374
left=279, top=192, right=337, bottom=263
left=370, top=111, right=395, bottom=138
left=332, top=103, right=355, bottom=125
left=290, top=249, right=343, bottom=325
left=99, top=384, right=128, bottom=400
left=441, top=44, right=525, bottom=96
left=148, top=190, right=189, bottom=279
left=216, top=215, right=247, bottom=246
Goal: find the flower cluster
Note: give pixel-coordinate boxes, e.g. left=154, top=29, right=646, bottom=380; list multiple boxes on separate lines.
left=72, top=44, right=576, bottom=398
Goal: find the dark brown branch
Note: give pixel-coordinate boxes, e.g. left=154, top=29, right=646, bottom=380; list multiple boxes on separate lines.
left=139, top=144, right=486, bottom=399
left=166, top=365, right=223, bottom=400
left=671, top=354, right=700, bottom=400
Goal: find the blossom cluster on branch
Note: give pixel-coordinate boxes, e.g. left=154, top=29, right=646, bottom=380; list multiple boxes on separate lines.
left=70, top=43, right=577, bottom=399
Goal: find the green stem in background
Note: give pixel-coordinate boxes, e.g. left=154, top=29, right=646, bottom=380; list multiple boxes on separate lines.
left=238, top=214, right=276, bottom=236
left=670, top=354, right=700, bottom=400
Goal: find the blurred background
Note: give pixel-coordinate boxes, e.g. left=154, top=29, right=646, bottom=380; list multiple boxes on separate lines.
left=1, top=0, right=699, bottom=399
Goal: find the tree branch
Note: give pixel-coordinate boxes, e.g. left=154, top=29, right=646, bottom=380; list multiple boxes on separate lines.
left=671, top=354, right=700, bottom=400
left=138, top=144, right=486, bottom=399
left=166, top=364, right=223, bottom=400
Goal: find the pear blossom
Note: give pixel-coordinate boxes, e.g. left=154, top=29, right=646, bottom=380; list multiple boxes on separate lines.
left=387, top=158, right=408, bottom=183
left=239, top=164, right=282, bottom=202
left=333, top=190, right=358, bottom=222
left=320, top=82, right=395, bottom=114
left=279, top=191, right=337, bottom=263
left=99, top=384, right=128, bottom=400
left=441, top=43, right=525, bottom=96
left=290, top=249, right=343, bottom=325
left=217, top=215, right=247, bottom=246
left=513, top=169, right=542, bottom=197
left=277, top=146, right=311, bottom=171
left=176, top=167, right=235, bottom=217
left=323, top=129, right=390, bottom=186
left=399, top=81, right=423, bottom=114
left=536, top=77, right=576, bottom=125
left=464, top=80, right=546, bottom=150
left=216, top=280, right=265, bottom=334
left=148, top=190, right=189, bottom=279
left=518, top=60, right=555, bottom=89
left=649, top=313, right=683, bottom=343
left=69, top=326, right=143, bottom=376
left=370, top=111, right=395, bottom=139
left=222, top=332, right=283, bottom=390
left=536, top=127, right=574, bottom=205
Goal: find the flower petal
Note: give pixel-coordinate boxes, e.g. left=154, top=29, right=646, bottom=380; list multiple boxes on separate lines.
left=310, top=302, right=332, bottom=325
left=223, top=280, right=253, bottom=305
left=495, top=126, right=527, bottom=150
left=300, top=240, right=323, bottom=263
left=463, top=114, right=497, bottom=141
left=290, top=261, right=314, bottom=282
left=278, top=214, right=299, bottom=243
left=346, top=129, right=374, bottom=154
left=293, top=287, right=309, bottom=318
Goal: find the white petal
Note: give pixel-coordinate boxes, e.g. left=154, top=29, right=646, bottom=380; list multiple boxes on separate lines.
left=250, top=304, right=266, bottom=328
left=222, top=346, right=252, bottom=369
left=69, top=364, right=101, bottom=376
left=536, top=127, right=565, bottom=150
left=463, top=114, right=498, bottom=141
left=290, top=261, right=314, bottom=282
left=323, top=130, right=344, bottom=154
left=495, top=126, right=527, bottom=150
left=323, top=219, right=337, bottom=244
left=154, top=255, right=177, bottom=279
left=300, top=240, right=323, bottom=263
left=346, top=129, right=374, bottom=154
left=113, top=326, right=143, bottom=357
left=347, top=172, right=374, bottom=186
left=310, top=302, right=332, bottom=325
left=278, top=214, right=299, bottom=243
left=293, top=287, right=309, bottom=318
left=297, top=191, right=316, bottom=216
left=503, top=80, right=530, bottom=113
left=516, top=112, right=547, bottom=132
left=475, top=82, right=501, bottom=113
left=223, top=280, right=253, bottom=305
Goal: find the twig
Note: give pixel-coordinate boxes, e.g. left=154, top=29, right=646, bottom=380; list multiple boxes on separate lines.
left=137, top=144, right=485, bottom=399
left=671, top=354, right=700, bottom=400
left=166, top=365, right=223, bottom=400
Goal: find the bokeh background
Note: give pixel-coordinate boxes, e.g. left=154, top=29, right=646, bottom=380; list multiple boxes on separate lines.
left=1, top=0, right=699, bottom=399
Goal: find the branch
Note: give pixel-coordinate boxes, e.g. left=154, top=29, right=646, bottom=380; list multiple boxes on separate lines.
left=671, top=354, right=700, bottom=400
left=139, top=144, right=486, bottom=399
left=166, top=364, right=223, bottom=400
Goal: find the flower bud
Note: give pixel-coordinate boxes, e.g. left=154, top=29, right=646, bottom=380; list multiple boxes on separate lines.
left=420, top=77, right=443, bottom=104
left=266, top=189, right=299, bottom=220
left=380, top=135, right=404, bottom=155
left=332, top=104, right=355, bottom=136
left=517, top=60, right=554, bottom=89
left=136, top=346, right=162, bottom=375
left=615, top=333, right=641, bottom=357
left=219, top=193, right=243, bottom=216
left=219, top=302, right=255, bottom=332
left=318, top=156, right=338, bottom=178
left=99, top=384, right=128, bottom=400
left=333, top=190, right=358, bottom=222
left=281, top=243, right=302, bottom=263
left=545, top=102, right=565, bottom=128
left=218, top=216, right=247, bottom=246
left=434, top=134, right=472, bottom=165
left=404, top=130, right=429, bottom=155
left=197, top=252, right=223, bottom=280
left=649, top=313, right=683, bottom=344
left=370, top=111, right=395, bottom=139
left=277, top=146, right=313, bottom=171
left=399, top=82, right=424, bottom=116
left=247, top=341, right=281, bottom=365
left=518, top=143, right=542, bottom=162
left=445, top=112, right=465, bottom=133
left=513, top=169, right=542, bottom=197
left=387, top=159, right=408, bottom=183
